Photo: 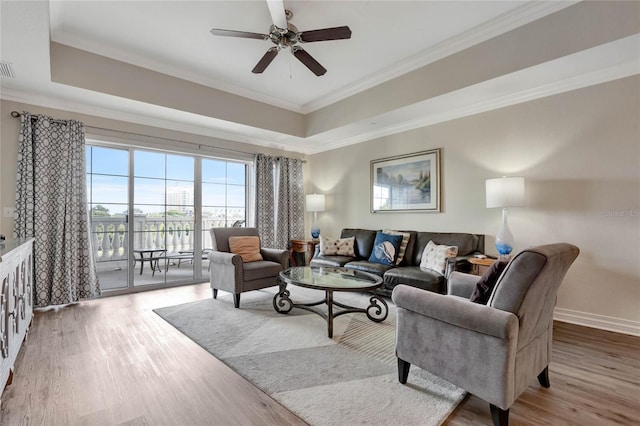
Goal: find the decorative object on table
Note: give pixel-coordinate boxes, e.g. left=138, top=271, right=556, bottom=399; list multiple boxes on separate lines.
left=485, top=176, right=525, bottom=259
left=305, top=193, right=325, bottom=239
left=371, top=149, right=441, bottom=212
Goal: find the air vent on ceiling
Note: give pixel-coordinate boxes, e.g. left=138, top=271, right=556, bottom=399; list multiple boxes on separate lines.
left=0, top=61, right=16, bottom=78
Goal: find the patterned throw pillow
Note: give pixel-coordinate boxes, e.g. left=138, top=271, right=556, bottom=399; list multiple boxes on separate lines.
left=320, top=236, right=356, bottom=256
left=420, top=240, right=459, bottom=274
left=368, top=232, right=403, bottom=265
left=383, top=229, right=410, bottom=265
left=228, top=236, right=263, bottom=262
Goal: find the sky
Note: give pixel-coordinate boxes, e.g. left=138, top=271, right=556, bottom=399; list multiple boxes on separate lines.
left=87, top=146, right=246, bottom=215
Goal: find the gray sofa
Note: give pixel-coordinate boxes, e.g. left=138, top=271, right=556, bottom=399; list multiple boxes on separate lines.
left=310, top=228, right=484, bottom=297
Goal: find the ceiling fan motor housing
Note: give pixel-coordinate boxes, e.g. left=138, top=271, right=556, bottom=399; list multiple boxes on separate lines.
left=269, top=23, right=300, bottom=49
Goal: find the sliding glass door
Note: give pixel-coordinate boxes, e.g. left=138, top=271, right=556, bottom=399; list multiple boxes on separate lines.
left=87, top=143, right=248, bottom=292
left=87, top=146, right=130, bottom=291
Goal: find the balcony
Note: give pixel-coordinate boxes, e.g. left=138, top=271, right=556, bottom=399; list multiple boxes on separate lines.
left=91, top=214, right=239, bottom=290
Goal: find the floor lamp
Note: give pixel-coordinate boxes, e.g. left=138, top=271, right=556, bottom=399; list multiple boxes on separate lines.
left=486, top=177, right=525, bottom=259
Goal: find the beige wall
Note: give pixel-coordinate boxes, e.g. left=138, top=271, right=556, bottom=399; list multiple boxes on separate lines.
left=307, top=76, right=640, bottom=324
left=0, top=99, right=304, bottom=237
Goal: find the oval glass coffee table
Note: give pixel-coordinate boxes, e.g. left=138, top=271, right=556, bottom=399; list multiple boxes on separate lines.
left=274, top=266, right=388, bottom=338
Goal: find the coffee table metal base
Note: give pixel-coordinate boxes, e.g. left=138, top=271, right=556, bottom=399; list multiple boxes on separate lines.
left=273, top=284, right=388, bottom=338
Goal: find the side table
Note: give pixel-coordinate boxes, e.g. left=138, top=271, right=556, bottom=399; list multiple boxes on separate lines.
left=289, top=239, right=319, bottom=266
left=468, top=257, right=496, bottom=276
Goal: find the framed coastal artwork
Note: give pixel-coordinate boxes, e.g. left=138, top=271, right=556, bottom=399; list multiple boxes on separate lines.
left=370, top=149, right=441, bottom=213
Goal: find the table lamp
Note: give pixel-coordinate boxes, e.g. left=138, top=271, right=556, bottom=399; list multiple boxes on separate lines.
left=306, top=193, right=325, bottom=240
left=486, top=176, right=525, bottom=259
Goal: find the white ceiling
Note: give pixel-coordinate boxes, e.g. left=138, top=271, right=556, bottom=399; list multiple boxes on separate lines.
left=1, top=1, right=638, bottom=154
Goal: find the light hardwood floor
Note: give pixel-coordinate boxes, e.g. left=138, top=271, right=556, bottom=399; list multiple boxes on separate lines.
left=1, top=283, right=638, bottom=425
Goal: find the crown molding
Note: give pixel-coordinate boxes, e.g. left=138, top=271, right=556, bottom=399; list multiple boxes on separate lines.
left=300, top=1, right=579, bottom=114
left=0, top=87, right=306, bottom=154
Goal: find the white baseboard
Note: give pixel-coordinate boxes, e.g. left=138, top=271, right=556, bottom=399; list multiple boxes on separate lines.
left=554, top=308, right=640, bottom=337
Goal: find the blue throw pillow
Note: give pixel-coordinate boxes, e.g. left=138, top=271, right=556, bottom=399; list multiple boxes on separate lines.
left=368, top=232, right=403, bottom=265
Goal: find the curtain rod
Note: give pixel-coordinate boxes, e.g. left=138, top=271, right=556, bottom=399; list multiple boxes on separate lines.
left=11, top=110, right=305, bottom=162
left=11, top=110, right=68, bottom=126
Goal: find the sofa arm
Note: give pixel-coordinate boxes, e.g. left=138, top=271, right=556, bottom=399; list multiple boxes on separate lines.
left=447, top=271, right=481, bottom=298
left=261, top=247, right=289, bottom=269
left=208, top=250, right=242, bottom=266
left=445, top=255, right=474, bottom=277
left=392, top=284, right=518, bottom=341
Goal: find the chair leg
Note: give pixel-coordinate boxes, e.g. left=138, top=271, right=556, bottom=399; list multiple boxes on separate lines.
left=490, top=404, right=509, bottom=426
left=233, top=293, right=240, bottom=308
left=398, top=358, right=411, bottom=384
left=538, top=366, right=550, bottom=388
left=212, top=288, right=218, bottom=299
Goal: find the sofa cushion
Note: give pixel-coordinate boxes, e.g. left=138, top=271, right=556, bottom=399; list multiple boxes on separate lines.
left=340, top=228, right=379, bottom=259
left=242, top=260, right=282, bottom=281
left=470, top=260, right=509, bottom=304
left=310, top=254, right=354, bottom=267
left=383, top=229, right=411, bottom=265
left=383, top=266, right=445, bottom=294
left=228, top=236, right=263, bottom=262
left=420, top=241, right=459, bottom=274
left=369, top=232, right=403, bottom=265
left=344, top=260, right=395, bottom=276
left=319, top=236, right=355, bottom=256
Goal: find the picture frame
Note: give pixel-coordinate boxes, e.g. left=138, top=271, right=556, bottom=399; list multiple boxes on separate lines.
left=370, top=149, right=441, bottom=213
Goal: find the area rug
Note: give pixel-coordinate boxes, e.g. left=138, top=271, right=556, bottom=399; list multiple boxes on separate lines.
left=154, top=288, right=465, bottom=425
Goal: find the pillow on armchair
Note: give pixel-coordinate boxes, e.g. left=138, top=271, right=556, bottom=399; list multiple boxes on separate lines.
left=469, top=260, right=509, bottom=304
left=228, top=236, right=263, bottom=262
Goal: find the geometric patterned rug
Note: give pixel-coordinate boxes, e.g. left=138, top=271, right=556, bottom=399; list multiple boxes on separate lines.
left=154, top=287, right=465, bottom=425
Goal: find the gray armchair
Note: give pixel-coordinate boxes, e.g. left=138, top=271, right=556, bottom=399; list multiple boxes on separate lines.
left=392, top=243, right=579, bottom=426
left=208, top=227, right=289, bottom=308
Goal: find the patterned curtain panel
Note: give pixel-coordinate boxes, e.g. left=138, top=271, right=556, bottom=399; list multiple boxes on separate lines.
left=275, top=157, right=304, bottom=249
left=255, top=154, right=276, bottom=248
left=14, top=112, right=100, bottom=308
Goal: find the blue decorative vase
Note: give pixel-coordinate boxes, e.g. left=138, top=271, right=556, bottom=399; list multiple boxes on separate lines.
left=311, top=227, right=320, bottom=239
left=495, top=208, right=514, bottom=258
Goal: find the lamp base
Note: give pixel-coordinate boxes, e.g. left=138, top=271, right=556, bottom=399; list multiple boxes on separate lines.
left=495, top=208, right=514, bottom=260
left=311, top=227, right=320, bottom=239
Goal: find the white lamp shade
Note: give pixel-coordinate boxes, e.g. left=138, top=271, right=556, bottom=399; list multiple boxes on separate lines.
left=306, top=193, right=325, bottom=212
left=486, top=177, right=525, bottom=208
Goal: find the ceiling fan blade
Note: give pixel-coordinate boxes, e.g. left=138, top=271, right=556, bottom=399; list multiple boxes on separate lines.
left=292, top=46, right=327, bottom=76
left=299, top=26, right=352, bottom=42
left=266, top=0, right=288, bottom=30
left=210, top=28, right=268, bottom=40
left=252, top=47, right=279, bottom=74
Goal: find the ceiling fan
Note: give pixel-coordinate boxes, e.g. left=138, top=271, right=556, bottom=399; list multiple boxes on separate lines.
left=210, top=0, right=352, bottom=76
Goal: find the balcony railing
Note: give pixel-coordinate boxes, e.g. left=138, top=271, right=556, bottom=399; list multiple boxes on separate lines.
left=91, top=214, right=237, bottom=263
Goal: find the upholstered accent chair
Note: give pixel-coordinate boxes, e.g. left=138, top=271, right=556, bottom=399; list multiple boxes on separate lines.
left=208, top=227, right=289, bottom=308
left=392, top=243, right=579, bottom=426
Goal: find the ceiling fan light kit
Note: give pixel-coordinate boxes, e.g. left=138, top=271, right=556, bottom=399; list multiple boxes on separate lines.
left=210, top=1, right=351, bottom=76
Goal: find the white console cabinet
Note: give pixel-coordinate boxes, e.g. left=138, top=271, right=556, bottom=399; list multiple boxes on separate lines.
left=0, top=238, right=34, bottom=400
